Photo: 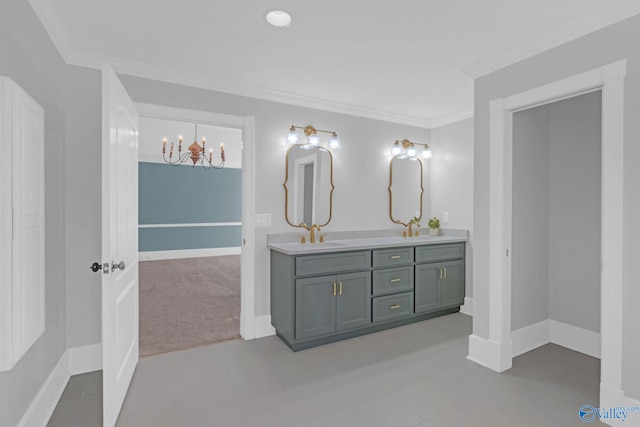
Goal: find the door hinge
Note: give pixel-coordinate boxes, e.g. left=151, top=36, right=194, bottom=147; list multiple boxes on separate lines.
left=506, top=249, right=509, bottom=257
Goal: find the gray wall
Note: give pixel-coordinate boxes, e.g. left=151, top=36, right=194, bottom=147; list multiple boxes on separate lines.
left=510, top=91, right=601, bottom=333
left=430, top=118, right=474, bottom=298
left=548, top=92, right=601, bottom=333
left=512, top=106, right=550, bottom=331
left=0, top=0, right=67, bottom=425
left=118, top=74, right=431, bottom=319
left=473, top=14, right=640, bottom=399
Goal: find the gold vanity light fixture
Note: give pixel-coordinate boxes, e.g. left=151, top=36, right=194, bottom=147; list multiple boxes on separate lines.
left=390, top=139, right=431, bottom=159
left=286, top=125, right=342, bottom=150
left=162, top=123, right=225, bottom=169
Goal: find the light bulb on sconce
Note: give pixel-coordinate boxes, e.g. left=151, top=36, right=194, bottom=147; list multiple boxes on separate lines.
left=391, top=139, right=430, bottom=159
left=286, top=125, right=342, bottom=150
left=286, top=126, right=299, bottom=144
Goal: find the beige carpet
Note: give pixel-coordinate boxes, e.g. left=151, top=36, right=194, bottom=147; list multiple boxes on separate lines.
left=139, top=255, right=241, bottom=357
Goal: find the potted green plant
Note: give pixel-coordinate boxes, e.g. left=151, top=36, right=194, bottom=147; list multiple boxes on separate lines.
left=427, top=217, right=440, bottom=236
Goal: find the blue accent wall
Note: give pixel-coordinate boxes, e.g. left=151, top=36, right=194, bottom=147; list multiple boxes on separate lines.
left=138, top=162, right=242, bottom=251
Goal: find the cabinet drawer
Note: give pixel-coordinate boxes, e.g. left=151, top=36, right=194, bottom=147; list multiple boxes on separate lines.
left=296, top=251, right=371, bottom=276
left=415, top=243, right=464, bottom=263
left=372, top=247, right=414, bottom=267
left=372, top=266, right=413, bottom=296
left=372, top=292, right=414, bottom=323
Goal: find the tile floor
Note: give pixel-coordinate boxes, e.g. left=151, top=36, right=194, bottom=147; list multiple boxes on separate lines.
left=48, top=313, right=606, bottom=426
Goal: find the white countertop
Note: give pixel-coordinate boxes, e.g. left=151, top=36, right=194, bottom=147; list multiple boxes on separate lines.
left=268, top=231, right=467, bottom=255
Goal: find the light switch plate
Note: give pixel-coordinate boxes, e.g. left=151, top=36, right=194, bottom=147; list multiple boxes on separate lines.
left=443, top=211, right=450, bottom=222
left=255, top=213, right=272, bottom=227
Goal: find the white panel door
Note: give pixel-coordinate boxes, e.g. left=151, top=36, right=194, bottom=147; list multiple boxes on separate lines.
left=11, top=80, right=45, bottom=363
left=101, top=64, right=139, bottom=427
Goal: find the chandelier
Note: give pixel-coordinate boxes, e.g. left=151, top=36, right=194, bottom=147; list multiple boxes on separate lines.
left=162, top=123, right=225, bottom=169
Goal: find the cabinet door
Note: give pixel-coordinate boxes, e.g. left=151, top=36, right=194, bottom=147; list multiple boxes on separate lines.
left=336, top=271, right=371, bottom=331
left=414, top=263, right=441, bottom=314
left=440, top=260, right=464, bottom=308
left=295, top=275, right=337, bottom=339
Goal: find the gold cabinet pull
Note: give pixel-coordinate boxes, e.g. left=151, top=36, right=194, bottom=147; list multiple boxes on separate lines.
left=390, top=278, right=401, bottom=283
left=444, top=268, right=447, bottom=279
left=389, top=304, right=401, bottom=310
left=390, top=255, right=401, bottom=259
left=440, top=268, right=443, bottom=279
left=333, top=282, right=336, bottom=296
left=339, top=282, right=343, bottom=295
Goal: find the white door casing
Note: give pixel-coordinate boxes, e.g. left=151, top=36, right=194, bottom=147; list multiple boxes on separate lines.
left=134, top=103, right=259, bottom=339
left=101, top=64, right=139, bottom=427
left=469, top=60, right=626, bottom=411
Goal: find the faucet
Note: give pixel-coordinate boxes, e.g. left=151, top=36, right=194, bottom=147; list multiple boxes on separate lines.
left=407, top=219, right=420, bottom=237
left=309, top=224, right=321, bottom=243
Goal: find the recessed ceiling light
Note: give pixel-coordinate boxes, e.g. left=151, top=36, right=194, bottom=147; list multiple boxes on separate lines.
left=265, top=9, right=292, bottom=28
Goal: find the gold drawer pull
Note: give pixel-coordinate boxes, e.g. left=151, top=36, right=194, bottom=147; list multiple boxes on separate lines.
left=390, top=255, right=401, bottom=259
left=440, top=268, right=443, bottom=279
left=390, top=278, right=401, bottom=283
left=333, top=283, right=337, bottom=296
left=389, top=304, right=401, bottom=310
left=339, top=282, right=343, bottom=296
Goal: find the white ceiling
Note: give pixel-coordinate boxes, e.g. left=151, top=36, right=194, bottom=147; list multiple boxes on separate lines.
left=30, top=0, right=640, bottom=128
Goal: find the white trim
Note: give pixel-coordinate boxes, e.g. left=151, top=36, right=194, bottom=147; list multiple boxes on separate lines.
left=68, top=343, right=102, bottom=375
left=462, top=1, right=640, bottom=78
left=136, top=103, right=246, bottom=128
left=138, top=222, right=241, bottom=228
left=240, top=116, right=257, bottom=339
left=549, top=320, right=600, bottom=359
left=17, top=351, right=69, bottom=427
left=459, top=297, right=473, bottom=316
left=600, top=384, right=640, bottom=426
left=511, top=320, right=601, bottom=359
left=466, top=334, right=488, bottom=367
left=511, top=320, right=550, bottom=358
left=429, top=110, right=474, bottom=129
left=139, top=247, right=241, bottom=261
left=475, top=60, right=626, bottom=392
left=254, top=315, right=276, bottom=339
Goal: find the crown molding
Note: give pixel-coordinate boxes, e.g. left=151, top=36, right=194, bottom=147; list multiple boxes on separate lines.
left=429, top=110, right=474, bottom=129
left=28, top=0, right=476, bottom=129
left=462, top=0, right=640, bottom=79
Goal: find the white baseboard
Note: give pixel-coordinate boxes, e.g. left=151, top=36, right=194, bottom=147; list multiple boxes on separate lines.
left=17, top=343, right=104, bottom=427
left=511, top=319, right=601, bottom=359
left=467, top=334, right=488, bottom=367
left=549, top=320, right=600, bottom=359
left=460, top=297, right=473, bottom=316
left=17, top=351, right=69, bottom=427
left=68, top=343, right=102, bottom=375
left=599, top=383, right=640, bottom=426
left=255, top=315, right=276, bottom=339
left=512, top=320, right=550, bottom=358
left=139, top=247, right=241, bottom=261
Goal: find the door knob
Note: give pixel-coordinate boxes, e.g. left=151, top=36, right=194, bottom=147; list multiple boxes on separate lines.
left=111, top=260, right=126, bottom=272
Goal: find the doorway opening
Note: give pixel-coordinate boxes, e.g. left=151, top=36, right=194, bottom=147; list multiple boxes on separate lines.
left=136, top=104, right=250, bottom=356
left=475, top=59, right=626, bottom=412
left=511, top=90, right=601, bottom=359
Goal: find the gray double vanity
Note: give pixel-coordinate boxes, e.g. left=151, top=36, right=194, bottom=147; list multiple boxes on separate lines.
left=270, top=131, right=466, bottom=351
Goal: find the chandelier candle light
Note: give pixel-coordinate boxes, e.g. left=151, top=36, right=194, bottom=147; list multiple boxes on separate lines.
left=162, top=123, right=225, bottom=169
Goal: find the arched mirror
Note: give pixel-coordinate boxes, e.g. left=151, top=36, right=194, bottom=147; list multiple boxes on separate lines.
left=284, top=145, right=334, bottom=228
left=389, top=155, right=423, bottom=226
